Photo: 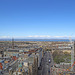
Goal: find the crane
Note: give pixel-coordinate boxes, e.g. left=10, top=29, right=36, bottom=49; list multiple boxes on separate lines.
left=69, top=36, right=74, bottom=71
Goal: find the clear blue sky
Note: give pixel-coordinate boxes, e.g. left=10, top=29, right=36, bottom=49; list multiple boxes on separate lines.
left=0, top=0, right=75, bottom=38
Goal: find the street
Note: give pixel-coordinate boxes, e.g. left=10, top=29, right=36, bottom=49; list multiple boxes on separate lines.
left=38, top=51, right=54, bottom=75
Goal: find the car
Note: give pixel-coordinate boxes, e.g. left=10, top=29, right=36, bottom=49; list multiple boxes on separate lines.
left=49, top=60, right=51, bottom=63
left=48, top=70, right=50, bottom=73
left=38, top=66, right=42, bottom=70
left=51, top=65, right=53, bottom=67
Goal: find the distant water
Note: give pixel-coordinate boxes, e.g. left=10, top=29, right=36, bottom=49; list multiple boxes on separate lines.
left=0, top=39, right=74, bottom=42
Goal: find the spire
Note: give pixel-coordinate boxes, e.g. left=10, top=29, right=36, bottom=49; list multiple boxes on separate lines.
left=12, top=38, right=14, bottom=49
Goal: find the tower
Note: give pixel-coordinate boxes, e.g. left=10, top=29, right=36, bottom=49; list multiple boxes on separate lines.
left=12, top=38, right=14, bottom=49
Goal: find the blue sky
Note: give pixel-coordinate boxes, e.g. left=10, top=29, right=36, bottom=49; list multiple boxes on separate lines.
left=0, top=0, right=75, bottom=39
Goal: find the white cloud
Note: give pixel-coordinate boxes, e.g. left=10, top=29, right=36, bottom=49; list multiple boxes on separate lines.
left=0, top=35, right=74, bottom=39
left=54, top=36, right=69, bottom=38
left=27, top=35, right=75, bottom=39
left=0, top=36, right=11, bottom=39
left=27, top=35, right=51, bottom=38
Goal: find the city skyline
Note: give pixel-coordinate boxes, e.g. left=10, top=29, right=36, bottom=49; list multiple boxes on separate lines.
left=0, top=0, right=75, bottom=39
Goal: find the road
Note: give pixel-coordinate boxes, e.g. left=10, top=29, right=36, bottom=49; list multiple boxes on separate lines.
left=38, top=51, right=54, bottom=75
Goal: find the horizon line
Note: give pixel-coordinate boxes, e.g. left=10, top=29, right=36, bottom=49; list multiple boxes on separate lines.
left=0, top=35, right=75, bottom=39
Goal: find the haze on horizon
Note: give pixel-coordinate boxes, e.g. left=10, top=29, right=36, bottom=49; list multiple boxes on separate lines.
left=0, top=0, right=75, bottom=39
